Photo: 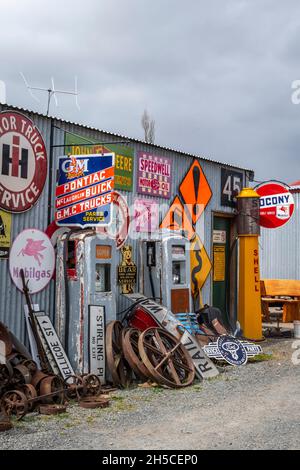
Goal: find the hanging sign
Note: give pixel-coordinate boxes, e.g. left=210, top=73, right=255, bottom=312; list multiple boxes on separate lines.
left=0, top=210, right=11, bottom=259
left=180, top=160, right=212, bottom=225
left=0, top=111, right=47, bottom=213
left=55, top=153, right=114, bottom=227
left=133, top=199, right=159, bottom=233
left=137, top=152, right=172, bottom=199
left=89, top=306, right=106, bottom=384
left=64, top=132, right=133, bottom=191
left=256, top=181, right=295, bottom=229
left=9, top=229, right=55, bottom=293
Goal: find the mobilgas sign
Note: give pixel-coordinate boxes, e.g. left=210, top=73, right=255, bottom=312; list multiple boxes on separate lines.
left=55, top=154, right=114, bottom=227
left=9, top=229, right=55, bottom=294
left=256, top=181, right=295, bottom=229
left=0, top=111, right=47, bottom=213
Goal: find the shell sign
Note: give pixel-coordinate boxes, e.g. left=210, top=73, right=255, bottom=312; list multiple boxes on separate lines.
left=0, top=111, right=47, bottom=213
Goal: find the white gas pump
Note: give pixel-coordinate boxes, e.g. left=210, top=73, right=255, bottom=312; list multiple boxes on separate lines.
left=55, top=230, right=117, bottom=382
left=139, top=231, right=192, bottom=314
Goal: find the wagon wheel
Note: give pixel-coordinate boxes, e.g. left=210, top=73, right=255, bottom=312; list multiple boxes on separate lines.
left=83, top=374, right=102, bottom=397
left=31, top=370, right=50, bottom=391
left=0, top=323, right=12, bottom=357
left=122, top=329, right=150, bottom=381
left=64, top=375, right=85, bottom=400
left=106, top=321, right=133, bottom=388
left=39, top=376, right=65, bottom=404
left=1, top=390, right=28, bottom=420
left=138, top=328, right=195, bottom=388
left=18, top=384, right=38, bottom=411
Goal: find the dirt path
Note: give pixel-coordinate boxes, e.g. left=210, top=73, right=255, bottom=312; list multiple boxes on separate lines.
left=1, top=338, right=299, bottom=450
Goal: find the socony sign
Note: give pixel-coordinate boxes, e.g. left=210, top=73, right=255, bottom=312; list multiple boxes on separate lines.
left=0, top=111, right=47, bottom=213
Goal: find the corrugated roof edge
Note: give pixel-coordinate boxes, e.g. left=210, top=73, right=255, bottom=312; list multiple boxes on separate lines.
left=0, top=102, right=254, bottom=177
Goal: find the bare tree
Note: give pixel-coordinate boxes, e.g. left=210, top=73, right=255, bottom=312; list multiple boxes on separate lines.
left=141, top=109, right=155, bottom=143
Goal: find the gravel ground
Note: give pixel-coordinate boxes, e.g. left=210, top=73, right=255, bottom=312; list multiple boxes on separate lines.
left=0, top=337, right=299, bottom=450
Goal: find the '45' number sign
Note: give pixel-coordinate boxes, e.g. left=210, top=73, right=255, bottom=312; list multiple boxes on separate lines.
left=221, top=168, right=244, bottom=207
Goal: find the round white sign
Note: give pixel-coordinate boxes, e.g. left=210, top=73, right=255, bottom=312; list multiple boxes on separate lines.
left=9, top=229, right=55, bottom=293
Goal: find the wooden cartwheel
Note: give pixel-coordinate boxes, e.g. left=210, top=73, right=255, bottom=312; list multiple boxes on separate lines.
left=138, top=327, right=195, bottom=388
left=106, top=321, right=133, bottom=388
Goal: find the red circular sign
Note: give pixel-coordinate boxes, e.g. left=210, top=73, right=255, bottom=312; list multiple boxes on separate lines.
left=256, top=181, right=295, bottom=229
left=0, top=111, right=47, bottom=213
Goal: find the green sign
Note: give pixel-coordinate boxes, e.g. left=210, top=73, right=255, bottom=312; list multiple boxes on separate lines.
left=64, top=132, right=134, bottom=191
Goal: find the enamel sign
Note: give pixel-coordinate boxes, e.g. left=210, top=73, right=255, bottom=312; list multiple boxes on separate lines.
left=0, top=111, right=47, bottom=213
left=256, top=181, right=295, bottom=229
left=55, top=153, right=114, bottom=227
left=9, top=229, right=55, bottom=293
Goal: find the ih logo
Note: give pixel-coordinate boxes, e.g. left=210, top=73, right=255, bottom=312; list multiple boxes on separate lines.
left=1, top=135, right=28, bottom=179
left=0, top=111, right=47, bottom=213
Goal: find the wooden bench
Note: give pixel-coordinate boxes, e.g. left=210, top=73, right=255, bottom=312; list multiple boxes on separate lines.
left=261, top=279, right=300, bottom=323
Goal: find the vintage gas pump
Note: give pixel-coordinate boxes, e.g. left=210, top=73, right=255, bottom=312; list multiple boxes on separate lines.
left=55, top=230, right=117, bottom=382
left=139, top=232, right=192, bottom=314
left=236, top=188, right=263, bottom=340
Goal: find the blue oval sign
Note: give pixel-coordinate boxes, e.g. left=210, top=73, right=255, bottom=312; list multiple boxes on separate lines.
left=217, top=335, right=247, bottom=366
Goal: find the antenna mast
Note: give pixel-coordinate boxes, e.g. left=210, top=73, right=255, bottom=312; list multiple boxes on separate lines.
left=20, top=73, right=80, bottom=116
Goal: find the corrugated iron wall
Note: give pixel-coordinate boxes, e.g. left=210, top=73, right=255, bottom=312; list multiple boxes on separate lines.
left=260, top=192, right=300, bottom=280
left=0, top=104, right=250, bottom=343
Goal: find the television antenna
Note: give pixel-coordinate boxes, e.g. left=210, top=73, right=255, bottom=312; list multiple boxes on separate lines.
left=20, top=73, right=80, bottom=116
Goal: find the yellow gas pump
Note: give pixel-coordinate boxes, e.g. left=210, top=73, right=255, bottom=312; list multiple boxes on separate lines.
left=237, top=188, right=263, bottom=340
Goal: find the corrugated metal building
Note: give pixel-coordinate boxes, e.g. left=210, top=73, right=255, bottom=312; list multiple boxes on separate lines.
left=260, top=183, right=300, bottom=280
left=0, top=103, right=254, bottom=343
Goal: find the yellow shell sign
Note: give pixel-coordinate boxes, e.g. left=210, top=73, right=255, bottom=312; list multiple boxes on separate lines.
left=190, top=234, right=212, bottom=297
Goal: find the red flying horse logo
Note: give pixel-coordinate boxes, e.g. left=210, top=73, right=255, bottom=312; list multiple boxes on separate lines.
left=18, top=239, right=47, bottom=267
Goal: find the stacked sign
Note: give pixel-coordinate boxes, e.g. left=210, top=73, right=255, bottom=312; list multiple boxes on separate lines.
left=55, top=154, right=114, bottom=227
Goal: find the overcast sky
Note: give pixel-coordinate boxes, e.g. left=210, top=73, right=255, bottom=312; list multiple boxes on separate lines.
left=1, top=0, right=300, bottom=183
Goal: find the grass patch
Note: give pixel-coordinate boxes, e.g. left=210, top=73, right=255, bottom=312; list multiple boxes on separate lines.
left=248, top=353, right=273, bottom=363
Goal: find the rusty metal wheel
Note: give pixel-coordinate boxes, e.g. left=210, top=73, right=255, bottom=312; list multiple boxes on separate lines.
left=106, top=321, right=133, bottom=388
left=39, top=376, right=65, bottom=404
left=31, top=371, right=50, bottom=390
left=64, top=375, right=85, bottom=399
left=0, top=323, right=12, bottom=357
left=21, top=360, right=38, bottom=377
left=13, top=364, right=32, bottom=385
left=138, top=328, right=195, bottom=389
left=1, top=390, right=28, bottom=420
left=79, top=397, right=109, bottom=409
left=18, top=384, right=38, bottom=411
left=123, top=329, right=150, bottom=381
left=83, top=374, right=102, bottom=397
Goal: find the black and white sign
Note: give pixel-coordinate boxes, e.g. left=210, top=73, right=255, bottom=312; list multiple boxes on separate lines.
left=89, top=306, right=106, bottom=384
left=221, top=168, right=244, bottom=207
left=36, top=314, right=74, bottom=379
left=204, top=336, right=262, bottom=365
